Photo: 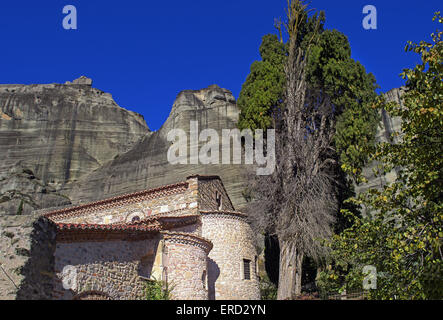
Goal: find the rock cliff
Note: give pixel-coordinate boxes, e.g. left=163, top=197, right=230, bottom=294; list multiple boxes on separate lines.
left=0, top=76, right=407, bottom=299
left=68, top=84, right=248, bottom=209
left=0, top=78, right=406, bottom=216
left=0, top=81, right=248, bottom=299
left=1, top=79, right=249, bottom=218
left=0, top=77, right=150, bottom=215
left=354, top=87, right=404, bottom=196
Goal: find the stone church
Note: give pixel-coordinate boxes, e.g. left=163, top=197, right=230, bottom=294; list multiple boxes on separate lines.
left=43, top=175, right=260, bottom=300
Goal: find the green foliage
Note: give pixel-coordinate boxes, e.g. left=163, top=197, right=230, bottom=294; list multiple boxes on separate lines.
left=320, top=13, right=443, bottom=300
left=237, top=34, right=286, bottom=131
left=238, top=14, right=379, bottom=178
left=237, top=10, right=325, bottom=131
left=259, top=274, right=278, bottom=300
left=306, top=29, right=379, bottom=180
left=239, top=0, right=380, bottom=295
left=144, top=278, right=173, bottom=300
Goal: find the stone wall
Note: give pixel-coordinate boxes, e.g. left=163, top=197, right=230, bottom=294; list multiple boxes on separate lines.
left=169, top=221, right=202, bottom=235
left=1, top=175, right=259, bottom=300
left=163, top=232, right=211, bottom=300
left=0, top=213, right=57, bottom=300
left=52, top=237, right=161, bottom=300
left=201, top=212, right=260, bottom=300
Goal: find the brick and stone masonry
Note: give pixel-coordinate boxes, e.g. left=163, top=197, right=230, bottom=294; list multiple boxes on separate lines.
left=12, top=175, right=260, bottom=300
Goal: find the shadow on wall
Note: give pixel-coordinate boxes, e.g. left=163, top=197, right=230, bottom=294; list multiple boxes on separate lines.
left=207, top=257, right=220, bottom=300
left=16, top=216, right=57, bottom=300
left=53, top=237, right=162, bottom=300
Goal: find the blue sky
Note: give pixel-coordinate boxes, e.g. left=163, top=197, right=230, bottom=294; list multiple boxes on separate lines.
left=0, top=1, right=440, bottom=130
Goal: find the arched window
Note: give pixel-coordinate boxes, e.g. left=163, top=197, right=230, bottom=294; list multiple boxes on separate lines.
left=126, top=211, right=143, bottom=223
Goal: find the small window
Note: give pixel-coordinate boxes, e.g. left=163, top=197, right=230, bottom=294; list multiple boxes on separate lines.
left=131, top=216, right=140, bottom=223
left=202, top=270, right=207, bottom=290
left=255, top=256, right=258, bottom=277
left=243, top=259, right=251, bottom=280
left=216, top=192, right=222, bottom=210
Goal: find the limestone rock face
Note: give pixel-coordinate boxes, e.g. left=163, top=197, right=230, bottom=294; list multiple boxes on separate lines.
left=0, top=164, right=71, bottom=216
left=69, top=84, right=249, bottom=209
left=0, top=79, right=150, bottom=215
left=355, top=87, right=404, bottom=196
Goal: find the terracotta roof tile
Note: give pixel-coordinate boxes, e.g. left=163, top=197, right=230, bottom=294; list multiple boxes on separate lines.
left=56, top=222, right=160, bottom=232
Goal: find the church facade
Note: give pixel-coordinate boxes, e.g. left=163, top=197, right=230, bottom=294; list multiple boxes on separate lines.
left=43, top=175, right=260, bottom=300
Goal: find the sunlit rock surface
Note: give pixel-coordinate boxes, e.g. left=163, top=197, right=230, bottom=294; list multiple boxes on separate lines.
left=69, top=84, right=249, bottom=210
left=0, top=77, right=149, bottom=215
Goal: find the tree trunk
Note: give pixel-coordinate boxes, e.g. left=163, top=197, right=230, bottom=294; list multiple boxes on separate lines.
left=277, top=239, right=304, bottom=299
left=295, top=250, right=303, bottom=296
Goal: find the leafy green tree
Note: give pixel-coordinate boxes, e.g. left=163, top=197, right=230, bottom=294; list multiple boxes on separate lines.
left=237, top=34, right=286, bottom=131
left=320, top=13, right=443, bottom=299
left=237, top=10, right=325, bottom=131
left=306, top=29, right=379, bottom=180
left=238, top=22, right=379, bottom=178
left=239, top=1, right=379, bottom=294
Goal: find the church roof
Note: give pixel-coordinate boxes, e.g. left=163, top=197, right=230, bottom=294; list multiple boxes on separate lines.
left=55, top=221, right=161, bottom=242
left=43, top=181, right=188, bottom=221
left=53, top=213, right=202, bottom=242
left=43, top=175, right=232, bottom=244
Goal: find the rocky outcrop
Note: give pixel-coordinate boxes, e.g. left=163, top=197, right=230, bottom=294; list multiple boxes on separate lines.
left=355, top=87, right=404, bottom=196
left=68, top=84, right=249, bottom=209
left=1, top=79, right=249, bottom=215
left=0, top=77, right=409, bottom=299
left=0, top=77, right=150, bottom=215
left=65, top=76, right=93, bottom=86
left=0, top=76, right=407, bottom=214
left=0, top=164, right=71, bottom=216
